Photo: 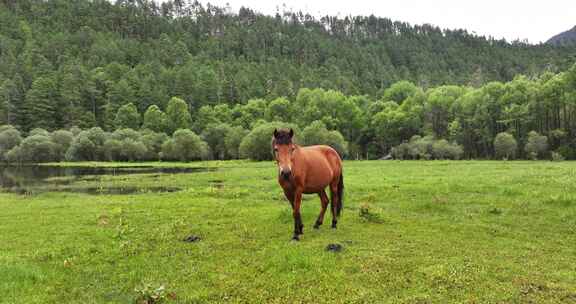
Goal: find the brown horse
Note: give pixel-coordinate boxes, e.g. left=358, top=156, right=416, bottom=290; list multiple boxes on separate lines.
left=272, top=128, right=344, bottom=241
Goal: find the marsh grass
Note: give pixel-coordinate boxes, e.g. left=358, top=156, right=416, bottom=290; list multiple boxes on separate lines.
left=1, top=160, right=575, bottom=303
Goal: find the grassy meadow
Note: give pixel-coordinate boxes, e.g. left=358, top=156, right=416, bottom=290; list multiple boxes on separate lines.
left=1, top=160, right=576, bottom=303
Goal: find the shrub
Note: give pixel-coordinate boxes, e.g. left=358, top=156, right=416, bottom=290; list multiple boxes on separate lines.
left=111, top=128, right=140, bottom=141
left=325, top=130, right=349, bottom=157
left=551, top=151, right=565, bottom=161
left=0, top=125, right=14, bottom=133
left=202, top=123, right=232, bottom=160
left=265, top=97, right=293, bottom=122
left=5, top=134, right=57, bottom=163
left=65, top=132, right=97, bottom=161
left=391, top=136, right=463, bottom=160
left=300, top=120, right=348, bottom=157
left=29, top=128, right=50, bottom=137
left=494, top=132, right=517, bottom=160
left=555, top=145, right=575, bottom=160
left=239, top=122, right=299, bottom=161
left=85, top=127, right=108, bottom=160
left=104, top=131, right=148, bottom=161
left=448, top=143, right=464, bottom=160
left=50, top=130, right=74, bottom=161
left=524, top=131, right=548, bottom=159
left=224, top=126, right=248, bottom=159
left=69, top=126, right=82, bottom=136
left=140, top=130, right=168, bottom=161
left=432, top=139, right=463, bottom=160
left=4, top=146, right=22, bottom=163
left=410, top=135, right=434, bottom=159
left=161, top=129, right=209, bottom=161
left=0, top=125, right=22, bottom=161
left=103, top=139, right=123, bottom=161
left=432, top=139, right=451, bottom=160
left=391, top=142, right=410, bottom=160
left=119, top=138, right=147, bottom=161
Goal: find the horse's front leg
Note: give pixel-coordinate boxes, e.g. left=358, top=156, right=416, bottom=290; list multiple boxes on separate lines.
left=292, top=189, right=303, bottom=240
left=283, top=188, right=294, bottom=208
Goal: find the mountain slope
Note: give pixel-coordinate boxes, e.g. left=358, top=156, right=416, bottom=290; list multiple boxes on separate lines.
left=0, top=0, right=575, bottom=133
left=547, top=26, right=576, bottom=46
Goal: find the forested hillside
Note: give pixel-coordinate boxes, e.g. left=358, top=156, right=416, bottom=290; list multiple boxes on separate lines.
left=1, top=0, right=576, bottom=161
left=548, top=26, right=576, bottom=46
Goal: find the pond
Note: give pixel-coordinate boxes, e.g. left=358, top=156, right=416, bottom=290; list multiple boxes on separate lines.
left=0, top=165, right=214, bottom=195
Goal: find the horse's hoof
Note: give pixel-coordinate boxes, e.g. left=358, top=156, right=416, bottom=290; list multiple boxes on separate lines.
left=331, top=223, right=337, bottom=229
left=313, top=224, right=320, bottom=229
left=291, top=235, right=300, bottom=241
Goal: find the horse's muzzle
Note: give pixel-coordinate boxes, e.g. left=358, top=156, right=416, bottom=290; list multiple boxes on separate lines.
left=280, top=169, right=291, bottom=181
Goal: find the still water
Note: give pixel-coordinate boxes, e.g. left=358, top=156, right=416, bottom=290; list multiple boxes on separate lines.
left=0, top=165, right=213, bottom=195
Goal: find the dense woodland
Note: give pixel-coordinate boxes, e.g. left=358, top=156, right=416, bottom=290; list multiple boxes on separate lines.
left=1, top=0, right=576, bottom=162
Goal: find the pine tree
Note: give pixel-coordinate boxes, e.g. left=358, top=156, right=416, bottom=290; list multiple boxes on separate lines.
left=24, top=76, right=59, bottom=131
left=104, top=79, right=135, bottom=130
left=0, top=77, right=26, bottom=128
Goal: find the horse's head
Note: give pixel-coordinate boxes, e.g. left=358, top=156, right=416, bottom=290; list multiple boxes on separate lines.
left=272, top=128, right=295, bottom=181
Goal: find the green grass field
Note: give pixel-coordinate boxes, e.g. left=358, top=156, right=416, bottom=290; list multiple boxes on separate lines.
left=1, top=161, right=576, bottom=303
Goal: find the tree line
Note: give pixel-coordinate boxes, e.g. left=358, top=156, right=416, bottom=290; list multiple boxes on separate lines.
left=0, top=120, right=347, bottom=163
left=2, top=62, right=576, bottom=162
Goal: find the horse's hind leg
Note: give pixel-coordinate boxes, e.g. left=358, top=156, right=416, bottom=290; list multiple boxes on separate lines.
left=314, top=189, right=329, bottom=229
left=329, top=181, right=339, bottom=228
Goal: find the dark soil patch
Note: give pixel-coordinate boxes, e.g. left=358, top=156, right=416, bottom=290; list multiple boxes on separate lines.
left=326, top=243, right=343, bottom=252
left=183, top=235, right=201, bottom=243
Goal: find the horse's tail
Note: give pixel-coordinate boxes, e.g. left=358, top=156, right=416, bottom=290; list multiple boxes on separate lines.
left=336, top=172, right=344, bottom=217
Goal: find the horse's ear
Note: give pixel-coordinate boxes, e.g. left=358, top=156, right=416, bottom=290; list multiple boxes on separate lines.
left=289, top=128, right=294, bottom=138
left=273, top=128, right=278, bottom=138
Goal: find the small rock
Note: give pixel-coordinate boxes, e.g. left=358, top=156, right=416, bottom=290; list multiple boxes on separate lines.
left=325, top=243, right=343, bottom=252
left=183, top=235, right=201, bottom=243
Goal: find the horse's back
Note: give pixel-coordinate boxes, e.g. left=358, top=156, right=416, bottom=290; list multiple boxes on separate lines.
left=301, top=145, right=342, bottom=171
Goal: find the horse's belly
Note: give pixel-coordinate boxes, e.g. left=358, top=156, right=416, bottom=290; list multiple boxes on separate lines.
left=302, top=167, right=333, bottom=193
left=302, top=186, right=325, bottom=194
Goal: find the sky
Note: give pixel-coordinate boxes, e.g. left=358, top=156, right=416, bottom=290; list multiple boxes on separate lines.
left=155, top=0, right=575, bottom=44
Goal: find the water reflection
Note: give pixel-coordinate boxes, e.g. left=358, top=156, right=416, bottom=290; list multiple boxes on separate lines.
left=0, top=165, right=213, bottom=195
